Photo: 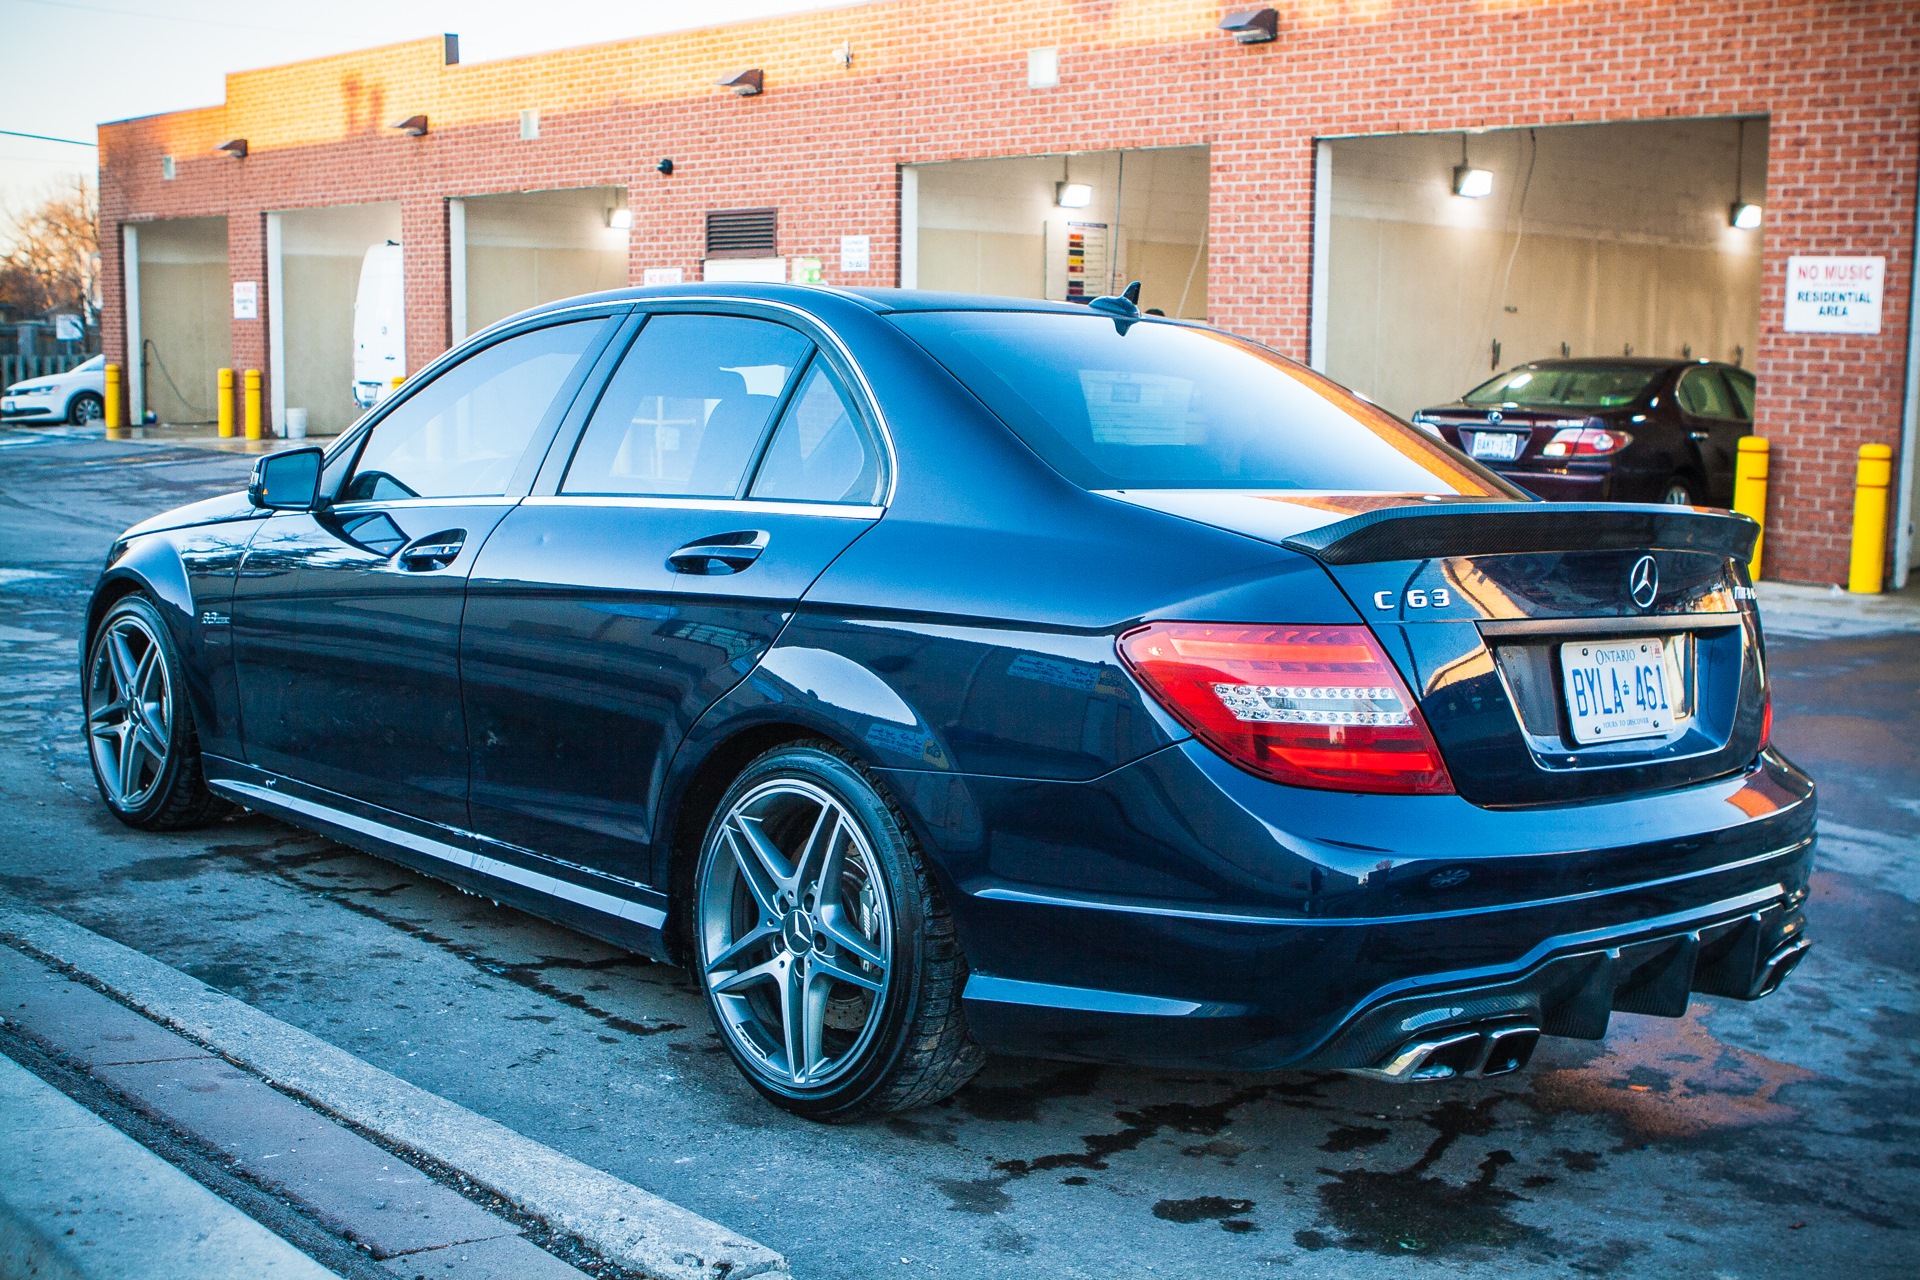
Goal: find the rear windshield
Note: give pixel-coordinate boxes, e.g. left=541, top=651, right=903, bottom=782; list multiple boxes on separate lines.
left=891, top=311, right=1505, bottom=494
left=1464, top=363, right=1659, bottom=409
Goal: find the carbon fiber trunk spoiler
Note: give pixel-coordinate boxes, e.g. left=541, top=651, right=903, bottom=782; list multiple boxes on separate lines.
left=1279, top=502, right=1759, bottom=567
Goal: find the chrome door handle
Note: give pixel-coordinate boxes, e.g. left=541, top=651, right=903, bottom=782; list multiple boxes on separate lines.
left=398, top=530, right=466, bottom=571
left=667, top=530, right=769, bottom=575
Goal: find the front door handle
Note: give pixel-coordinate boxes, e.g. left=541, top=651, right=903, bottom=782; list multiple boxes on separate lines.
left=667, top=530, right=769, bottom=576
left=398, top=530, right=466, bottom=571
left=1689, top=430, right=1711, bottom=441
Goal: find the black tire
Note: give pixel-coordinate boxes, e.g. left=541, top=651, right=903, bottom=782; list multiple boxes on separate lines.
left=83, top=596, right=226, bottom=830
left=68, top=392, right=103, bottom=426
left=690, top=740, right=983, bottom=1121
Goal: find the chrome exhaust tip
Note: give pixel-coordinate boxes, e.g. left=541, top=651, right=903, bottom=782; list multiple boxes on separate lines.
left=1751, top=937, right=1810, bottom=998
left=1351, top=1022, right=1541, bottom=1084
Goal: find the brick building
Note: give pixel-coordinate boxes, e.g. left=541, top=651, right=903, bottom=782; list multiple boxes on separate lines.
left=96, top=0, right=1919, bottom=585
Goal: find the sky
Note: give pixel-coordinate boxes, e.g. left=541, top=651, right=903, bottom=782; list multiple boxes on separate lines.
left=0, top=0, right=846, bottom=251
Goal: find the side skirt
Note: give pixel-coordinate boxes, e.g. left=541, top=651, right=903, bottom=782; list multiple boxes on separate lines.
left=203, top=757, right=672, bottom=961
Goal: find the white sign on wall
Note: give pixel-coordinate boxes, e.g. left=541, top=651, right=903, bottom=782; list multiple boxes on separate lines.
left=232, top=281, right=258, bottom=320
left=642, top=267, right=684, bottom=286
left=840, top=235, right=870, bottom=273
left=1784, top=255, right=1884, bottom=334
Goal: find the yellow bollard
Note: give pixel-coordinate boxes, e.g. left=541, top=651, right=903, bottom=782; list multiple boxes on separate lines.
left=103, top=363, right=121, bottom=432
left=243, top=369, right=263, bottom=441
left=216, top=367, right=235, bottom=437
left=1732, top=436, right=1769, bottom=579
left=1847, top=443, right=1894, bottom=594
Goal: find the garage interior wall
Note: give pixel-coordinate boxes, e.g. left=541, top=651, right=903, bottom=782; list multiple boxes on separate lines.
left=1325, top=119, right=1767, bottom=417
left=136, top=217, right=230, bottom=424
left=911, top=148, right=1209, bottom=319
left=277, top=202, right=402, bottom=435
left=460, top=187, right=631, bottom=337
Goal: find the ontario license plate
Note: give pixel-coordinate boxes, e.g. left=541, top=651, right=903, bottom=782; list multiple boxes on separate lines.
left=1560, top=638, right=1683, bottom=744
left=1469, top=431, right=1524, bottom=461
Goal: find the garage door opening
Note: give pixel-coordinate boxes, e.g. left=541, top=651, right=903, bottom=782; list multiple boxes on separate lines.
left=269, top=201, right=402, bottom=436
left=450, top=187, right=631, bottom=340
left=904, top=147, right=1209, bottom=319
left=126, top=216, right=230, bottom=425
left=1314, top=118, right=1767, bottom=418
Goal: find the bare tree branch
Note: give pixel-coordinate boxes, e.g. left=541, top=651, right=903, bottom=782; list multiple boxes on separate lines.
left=4, top=178, right=101, bottom=325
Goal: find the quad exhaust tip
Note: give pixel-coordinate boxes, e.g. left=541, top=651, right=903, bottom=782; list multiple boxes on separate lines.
left=1352, top=1022, right=1542, bottom=1084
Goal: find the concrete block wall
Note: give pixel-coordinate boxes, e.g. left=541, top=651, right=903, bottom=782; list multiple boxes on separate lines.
left=94, top=0, right=1920, bottom=584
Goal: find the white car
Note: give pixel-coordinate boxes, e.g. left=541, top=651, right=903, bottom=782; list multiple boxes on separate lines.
left=2, top=355, right=107, bottom=425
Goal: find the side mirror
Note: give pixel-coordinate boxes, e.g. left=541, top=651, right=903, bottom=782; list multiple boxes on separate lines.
left=248, top=446, right=325, bottom=511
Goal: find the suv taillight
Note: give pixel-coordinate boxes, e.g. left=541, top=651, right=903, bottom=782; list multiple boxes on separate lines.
left=1118, top=622, right=1455, bottom=795
left=1542, top=426, right=1632, bottom=457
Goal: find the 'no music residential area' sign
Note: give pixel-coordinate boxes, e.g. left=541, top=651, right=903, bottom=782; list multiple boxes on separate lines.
left=1783, top=255, right=1884, bottom=334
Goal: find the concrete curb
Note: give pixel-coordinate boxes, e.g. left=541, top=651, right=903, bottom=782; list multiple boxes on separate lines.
left=0, top=901, right=791, bottom=1280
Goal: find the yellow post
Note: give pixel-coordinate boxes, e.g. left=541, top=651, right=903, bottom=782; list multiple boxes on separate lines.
left=103, top=363, right=121, bottom=431
left=243, top=369, right=263, bottom=441
left=216, top=367, right=235, bottom=438
left=1732, top=436, right=1769, bottom=579
left=1847, top=443, right=1894, bottom=594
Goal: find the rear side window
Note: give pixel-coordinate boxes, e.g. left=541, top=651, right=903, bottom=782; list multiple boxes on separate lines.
left=892, top=311, right=1505, bottom=493
left=341, top=319, right=600, bottom=502
left=748, top=361, right=882, bottom=504
left=1463, top=363, right=1659, bottom=409
left=1723, top=368, right=1756, bottom=419
left=1676, top=367, right=1738, bottom=418
left=564, top=315, right=811, bottom=497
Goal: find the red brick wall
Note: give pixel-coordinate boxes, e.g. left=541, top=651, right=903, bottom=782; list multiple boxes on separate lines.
left=96, top=0, right=1920, bottom=584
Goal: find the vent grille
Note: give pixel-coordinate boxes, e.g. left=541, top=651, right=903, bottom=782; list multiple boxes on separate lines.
left=705, top=207, right=777, bottom=259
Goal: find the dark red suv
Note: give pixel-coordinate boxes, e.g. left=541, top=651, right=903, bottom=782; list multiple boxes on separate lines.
left=1413, top=358, right=1756, bottom=506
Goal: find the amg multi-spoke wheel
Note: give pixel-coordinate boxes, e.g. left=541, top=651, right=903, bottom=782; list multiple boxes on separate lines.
left=693, top=743, right=983, bottom=1120
left=84, top=596, right=223, bottom=829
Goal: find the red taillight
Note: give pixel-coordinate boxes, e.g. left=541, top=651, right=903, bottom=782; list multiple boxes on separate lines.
left=1117, top=622, right=1455, bottom=795
left=1542, top=426, right=1632, bottom=457
left=1759, top=695, right=1773, bottom=749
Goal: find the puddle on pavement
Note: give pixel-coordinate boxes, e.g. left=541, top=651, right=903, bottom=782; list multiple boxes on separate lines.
left=1531, top=1003, right=1815, bottom=1140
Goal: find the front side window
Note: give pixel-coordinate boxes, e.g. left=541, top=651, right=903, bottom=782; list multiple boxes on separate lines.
left=749, top=362, right=882, bottom=504
left=563, top=315, right=811, bottom=497
left=341, top=320, right=599, bottom=502
left=1676, top=367, right=1738, bottom=419
left=893, top=311, right=1506, bottom=493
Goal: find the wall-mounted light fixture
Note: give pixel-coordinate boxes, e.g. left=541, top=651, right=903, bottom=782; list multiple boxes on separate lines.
left=831, top=40, right=852, bottom=68
left=1728, top=119, right=1761, bottom=229
left=657, top=158, right=675, bottom=176
left=1056, top=182, right=1093, bottom=209
left=719, top=69, right=764, bottom=96
left=391, top=115, right=429, bottom=137
left=1452, top=133, right=1490, bottom=198
left=1217, top=8, right=1278, bottom=44
left=214, top=138, right=248, bottom=159
left=608, top=207, right=633, bottom=230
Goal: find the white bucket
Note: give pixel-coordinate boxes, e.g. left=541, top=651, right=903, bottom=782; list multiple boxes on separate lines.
left=285, top=408, right=308, bottom=439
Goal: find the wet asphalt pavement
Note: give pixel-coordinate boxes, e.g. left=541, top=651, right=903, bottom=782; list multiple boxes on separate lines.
left=0, top=428, right=1914, bottom=1278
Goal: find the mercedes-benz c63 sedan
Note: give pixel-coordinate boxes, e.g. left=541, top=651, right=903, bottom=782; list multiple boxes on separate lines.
left=84, top=284, right=1812, bottom=1120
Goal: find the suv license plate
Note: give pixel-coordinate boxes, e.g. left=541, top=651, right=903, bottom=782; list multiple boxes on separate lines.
left=1469, top=431, right=1524, bottom=461
left=1560, top=638, right=1682, bottom=744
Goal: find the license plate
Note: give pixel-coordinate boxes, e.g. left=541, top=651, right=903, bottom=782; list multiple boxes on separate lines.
left=1560, top=638, right=1684, bottom=744
left=1469, top=431, right=1524, bottom=461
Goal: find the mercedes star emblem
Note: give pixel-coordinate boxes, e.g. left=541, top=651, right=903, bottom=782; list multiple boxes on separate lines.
left=1629, top=555, right=1659, bottom=610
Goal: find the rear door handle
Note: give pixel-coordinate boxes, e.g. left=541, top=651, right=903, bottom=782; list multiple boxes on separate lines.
left=667, top=530, right=769, bottom=575
left=398, top=530, right=466, bottom=571
left=1688, top=430, right=1711, bottom=441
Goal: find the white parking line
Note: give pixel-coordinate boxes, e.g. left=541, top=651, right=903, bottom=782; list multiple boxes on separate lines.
left=0, top=899, right=791, bottom=1280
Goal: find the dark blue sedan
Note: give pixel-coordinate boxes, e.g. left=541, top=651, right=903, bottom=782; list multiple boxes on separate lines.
left=84, top=284, right=1812, bottom=1120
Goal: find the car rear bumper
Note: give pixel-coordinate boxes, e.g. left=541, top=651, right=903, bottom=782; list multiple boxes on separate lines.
left=886, top=741, right=1815, bottom=1072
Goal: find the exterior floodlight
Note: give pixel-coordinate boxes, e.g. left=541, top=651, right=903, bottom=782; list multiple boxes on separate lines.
left=608, top=207, right=633, bottom=230
left=1730, top=201, right=1762, bottom=230
left=1218, top=8, right=1279, bottom=44
left=657, top=158, right=675, bottom=175
left=1056, top=182, right=1093, bottom=209
left=214, top=138, right=248, bottom=159
left=391, top=115, right=429, bottom=137
left=1453, top=165, right=1493, bottom=198
left=719, top=69, right=764, bottom=96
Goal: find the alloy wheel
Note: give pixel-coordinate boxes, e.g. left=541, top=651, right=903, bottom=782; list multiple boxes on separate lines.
left=1661, top=481, right=1695, bottom=505
left=73, top=396, right=102, bottom=425
left=86, top=614, right=174, bottom=810
left=697, top=778, right=894, bottom=1090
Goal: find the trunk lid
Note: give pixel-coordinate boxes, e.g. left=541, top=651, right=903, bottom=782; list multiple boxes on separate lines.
left=1104, top=492, right=1766, bottom=806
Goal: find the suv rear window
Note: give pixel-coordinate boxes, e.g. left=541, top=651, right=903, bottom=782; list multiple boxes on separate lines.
left=1464, top=363, right=1660, bottom=409
left=891, top=311, right=1505, bottom=494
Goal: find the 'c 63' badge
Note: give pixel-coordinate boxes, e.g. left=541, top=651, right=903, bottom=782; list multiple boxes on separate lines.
left=1372, top=588, right=1452, bottom=611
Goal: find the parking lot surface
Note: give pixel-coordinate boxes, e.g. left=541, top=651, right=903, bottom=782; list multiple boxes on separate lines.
left=1, top=429, right=1914, bottom=1278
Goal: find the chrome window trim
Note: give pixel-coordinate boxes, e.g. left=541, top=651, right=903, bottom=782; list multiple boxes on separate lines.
left=326, top=495, right=518, bottom=513
left=522, top=494, right=882, bottom=520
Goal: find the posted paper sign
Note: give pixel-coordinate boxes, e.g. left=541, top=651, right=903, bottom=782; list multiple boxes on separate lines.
left=1784, top=256, right=1883, bottom=334
left=232, top=281, right=258, bottom=320
left=840, top=235, right=870, bottom=273
left=642, top=267, right=684, bottom=286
